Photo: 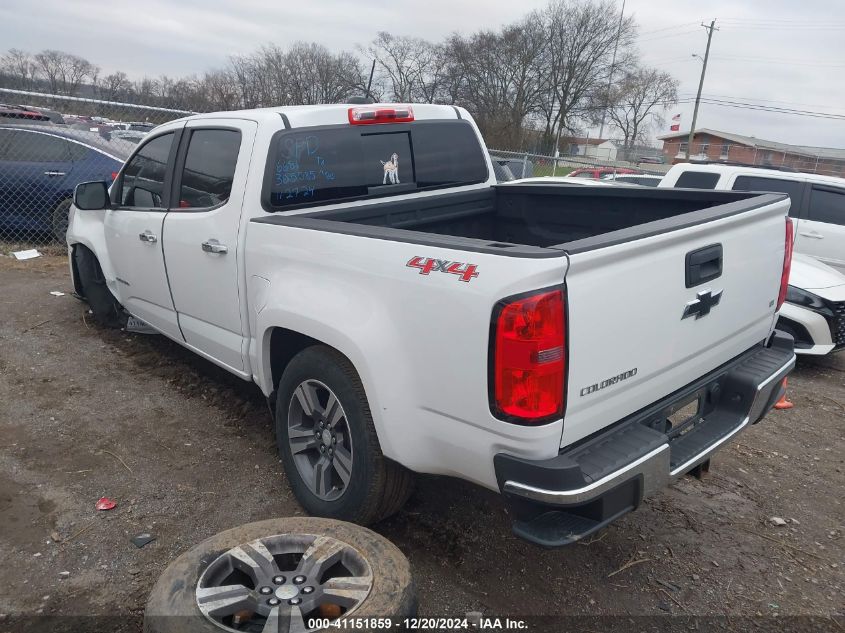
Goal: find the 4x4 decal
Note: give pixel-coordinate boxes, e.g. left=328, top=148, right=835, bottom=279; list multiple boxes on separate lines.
left=406, top=256, right=479, bottom=283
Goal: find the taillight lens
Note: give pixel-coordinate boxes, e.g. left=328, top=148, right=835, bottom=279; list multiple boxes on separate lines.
left=348, top=106, right=414, bottom=125
left=492, top=289, right=566, bottom=422
left=777, top=217, right=794, bottom=311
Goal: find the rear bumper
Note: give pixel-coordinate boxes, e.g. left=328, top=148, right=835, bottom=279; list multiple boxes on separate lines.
left=494, top=330, right=795, bottom=547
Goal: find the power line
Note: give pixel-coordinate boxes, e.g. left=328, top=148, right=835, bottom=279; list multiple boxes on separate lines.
left=719, top=18, right=845, bottom=25
left=682, top=93, right=845, bottom=112
left=696, top=98, right=845, bottom=120
left=638, top=22, right=700, bottom=36
left=637, top=29, right=703, bottom=42
left=707, top=56, right=845, bottom=68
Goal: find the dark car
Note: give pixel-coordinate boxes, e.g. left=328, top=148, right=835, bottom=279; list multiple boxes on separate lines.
left=0, top=125, right=132, bottom=240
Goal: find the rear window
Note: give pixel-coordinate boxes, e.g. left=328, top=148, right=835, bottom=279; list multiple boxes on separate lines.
left=731, top=175, right=804, bottom=217
left=263, top=120, right=488, bottom=210
left=674, top=171, right=720, bottom=189
left=807, top=187, right=845, bottom=226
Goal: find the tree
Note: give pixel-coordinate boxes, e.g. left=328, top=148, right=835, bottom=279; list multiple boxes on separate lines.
left=363, top=32, right=446, bottom=103
left=605, top=66, right=679, bottom=150
left=34, top=49, right=98, bottom=95
left=445, top=17, right=546, bottom=148
left=0, top=49, right=40, bottom=90
left=97, top=71, right=132, bottom=102
left=537, top=0, right=636, bottom=151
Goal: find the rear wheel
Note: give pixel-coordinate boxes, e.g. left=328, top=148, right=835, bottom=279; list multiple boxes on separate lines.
left=276, top=346, right=414, bottom=525
left=73, top=245, right=125, bottom=327
left=51, top=198, right=72, bottom=242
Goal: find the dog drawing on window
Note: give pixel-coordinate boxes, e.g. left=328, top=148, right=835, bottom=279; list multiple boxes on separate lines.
left=381, top=153, right=400, bottom=184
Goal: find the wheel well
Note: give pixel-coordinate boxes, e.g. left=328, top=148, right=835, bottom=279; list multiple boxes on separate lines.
left=69, top=244, right=85, bottom=296
left=269, top=328, right=322, bottom=394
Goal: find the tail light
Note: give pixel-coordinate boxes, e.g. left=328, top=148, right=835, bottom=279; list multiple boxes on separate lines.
left=491, top=288, right=566, bottom=423
left=777, top=217, right=794, bottom=311
left=348, top=106, right=414, bottom=125
left=110, top=171, right=119, bottom=181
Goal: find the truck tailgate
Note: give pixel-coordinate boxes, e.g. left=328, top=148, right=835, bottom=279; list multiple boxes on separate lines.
left=560, top=195, right=790, bottom=448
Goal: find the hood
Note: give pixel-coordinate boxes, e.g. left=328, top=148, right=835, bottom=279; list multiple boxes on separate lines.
left=789, top=253, right=845, bottom=291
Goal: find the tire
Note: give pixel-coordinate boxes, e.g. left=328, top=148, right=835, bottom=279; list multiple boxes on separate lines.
left=51, top=198, right=72, bottom=242
left=276, top=346, right=414, bottom=526
left=73, top=245, right=125, bottom=327
left=144, top=517, right=417, bottom=633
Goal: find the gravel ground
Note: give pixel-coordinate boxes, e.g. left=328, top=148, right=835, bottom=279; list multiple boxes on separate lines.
left=0, top=254, right=843, bottom=632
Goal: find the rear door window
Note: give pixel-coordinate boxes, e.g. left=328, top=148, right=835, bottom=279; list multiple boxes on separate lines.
left=264, top=120, right=487, bottom=210
left=731, top=175, right=805, bottom=217
left=807, top=187, right=845, bottom=226
left=673, top=171, right=720, bottom=189
left=0, top=130, right=71, bottom=162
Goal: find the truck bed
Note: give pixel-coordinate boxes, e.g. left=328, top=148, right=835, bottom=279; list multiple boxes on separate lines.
left=254, top=184, right=778, bottom=256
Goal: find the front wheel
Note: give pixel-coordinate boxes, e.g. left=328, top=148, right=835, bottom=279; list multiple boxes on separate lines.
left=276, top=346, right=413, bottom=525
left=73, top=245, right=125, bottom=327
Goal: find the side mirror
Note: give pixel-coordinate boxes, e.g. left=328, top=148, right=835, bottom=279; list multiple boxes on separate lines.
left=74, top=181, right=110, bottom=210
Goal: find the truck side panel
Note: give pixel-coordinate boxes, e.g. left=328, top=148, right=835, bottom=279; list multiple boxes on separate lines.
left=245, top=221, right=568, bottom=489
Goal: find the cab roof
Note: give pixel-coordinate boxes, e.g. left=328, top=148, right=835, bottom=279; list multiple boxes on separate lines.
left=179, top=103, right=465, bottom=129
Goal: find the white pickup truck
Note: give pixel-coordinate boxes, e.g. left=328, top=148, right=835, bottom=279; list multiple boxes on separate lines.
left=67, top=103, right=795, bottom=547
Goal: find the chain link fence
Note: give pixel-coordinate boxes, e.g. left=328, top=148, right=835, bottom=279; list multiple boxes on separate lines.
left=5, top=88, right=845, bottom=251
left=488, top=147, right=671, bottom=182
left=0, top=88, right=196, bottom=248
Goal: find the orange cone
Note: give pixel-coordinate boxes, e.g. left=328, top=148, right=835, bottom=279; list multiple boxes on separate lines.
left=774, top=378, right=794, bottom=410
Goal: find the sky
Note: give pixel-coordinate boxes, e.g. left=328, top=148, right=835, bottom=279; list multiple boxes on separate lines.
left=1, top=0, right=844, bottom=147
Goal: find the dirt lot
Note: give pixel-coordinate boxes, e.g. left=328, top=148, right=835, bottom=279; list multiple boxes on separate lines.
left=0, top=254, right=843, bottom=632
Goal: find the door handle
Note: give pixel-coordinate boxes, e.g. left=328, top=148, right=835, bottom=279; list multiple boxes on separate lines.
left=43, top=171, right=67, bottom=177
left=201, top=239, right=228, bottom=254
left=138, top=231, right=158, bottom=243
left=798, top=231, right=824, bottom=239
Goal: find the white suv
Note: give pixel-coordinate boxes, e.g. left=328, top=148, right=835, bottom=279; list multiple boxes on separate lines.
left=659, top=164, right=845, bottom=274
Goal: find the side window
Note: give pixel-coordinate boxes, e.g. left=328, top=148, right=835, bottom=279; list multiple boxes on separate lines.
left=67, top=141, right=89, bottom=161
left=807, top=187, right=845, bottom=226
left=1, top=130, right=70, bottom=162
left=177, top=129, right=241, bottom=208
left=118, top=132, right=175, bottom=208
left=731, top=175, right=805, bottom=217
left=674, top=171, right=720, bottom=189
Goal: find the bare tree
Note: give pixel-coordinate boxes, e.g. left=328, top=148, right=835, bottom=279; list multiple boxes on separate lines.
left=605, top=66, right=678, bottom=150
left=34, top=49, right=97, bottom=95
left=97, top=71, right=132, bottom=102
left=445, top=17, right=546, bottom=148
left=362, top=32, right=445, bottom=103
left=0, top=49, right=40, bottom=90
left=229, top=54, right=260, bottom=109
left=537, top=0, right=636, bottom=151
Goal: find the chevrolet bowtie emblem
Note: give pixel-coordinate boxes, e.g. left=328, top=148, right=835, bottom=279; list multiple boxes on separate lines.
left=682, top=289, right=723, bottom=320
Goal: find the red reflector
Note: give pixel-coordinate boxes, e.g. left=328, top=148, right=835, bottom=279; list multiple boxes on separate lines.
left=110, top=171, right=118, bottom=181
left=492, top=289, right=566, bottom=422
left=348, top=106, right=414, bottom=125
left=777, top=217, right=794, bottom=310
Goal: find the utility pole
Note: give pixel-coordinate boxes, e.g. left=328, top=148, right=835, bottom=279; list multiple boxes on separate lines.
left=686, top=19, right=718, bottom=160
left=598, top=0, right=626, bottom=141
